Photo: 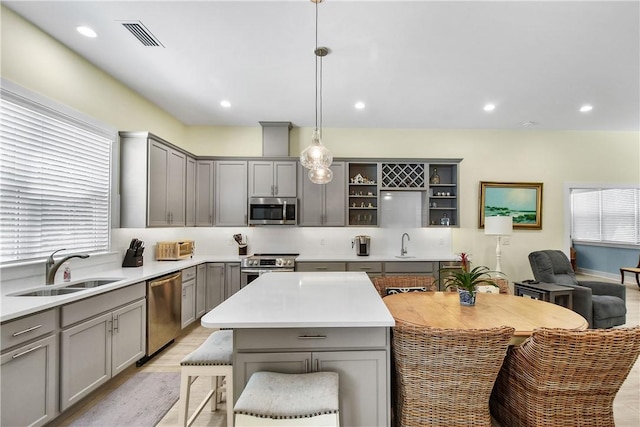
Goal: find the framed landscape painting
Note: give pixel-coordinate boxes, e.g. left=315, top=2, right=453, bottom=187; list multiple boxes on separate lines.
left=479, top=182, right=543, bottom=229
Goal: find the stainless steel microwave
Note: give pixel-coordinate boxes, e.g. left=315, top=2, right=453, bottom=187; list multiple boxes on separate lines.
left=248, top=197, right=297, bottom=225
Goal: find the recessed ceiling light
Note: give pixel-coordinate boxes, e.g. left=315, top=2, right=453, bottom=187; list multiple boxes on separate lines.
left=483, top=103, right=496, bottom=112
left=76, top=26, right=97, bottom=38
left=354, top=102, right=365, bottom=110
left=579, top=105, right=593, bottom=113
left=220, top=100, right=231, bottom=108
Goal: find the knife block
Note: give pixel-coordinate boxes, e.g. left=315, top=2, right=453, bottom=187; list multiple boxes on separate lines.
left=122, top=248, right=143, bottom=267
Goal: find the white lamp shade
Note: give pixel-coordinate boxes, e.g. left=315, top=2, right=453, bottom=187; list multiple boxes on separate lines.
left=485, top=216, right=513, bottom=235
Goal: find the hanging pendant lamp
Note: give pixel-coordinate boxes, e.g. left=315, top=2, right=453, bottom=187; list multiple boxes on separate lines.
left=300, top=0, right=333, bottom=183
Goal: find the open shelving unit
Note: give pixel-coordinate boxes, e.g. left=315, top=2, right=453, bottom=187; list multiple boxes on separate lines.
left=348, top=163, right=378, bottom=226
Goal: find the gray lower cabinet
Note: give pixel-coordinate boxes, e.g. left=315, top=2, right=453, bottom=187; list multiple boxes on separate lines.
left=196, top=263, right=207, bottom=318
left=296, top=261, right=347, bottom=272
left=234, top=328, right=389, bottom=427
left=298, top=162, right=346, bottom=226
left=384, top=261, right=437, bottom=276
left=60, top=285, right=146, bottom=410
left=215, top=160, right=247, bottom=226
left=182, top=266, right=197, bottom=328
left=347, top=262, right=383, bottom=278
left=1, top=310, right=58, bottom=427
left=206, top=263, right=226, bottom=311
left=225, top=263, right=241, bottom=299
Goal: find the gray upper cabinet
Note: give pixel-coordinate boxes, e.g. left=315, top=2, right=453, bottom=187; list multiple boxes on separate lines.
left=298, top=162, right=346, bottom=226
left=120, top=132, right=187, bottom=228
left=249, top=161, right=297, bottom=197
left=186, top=156, right=196, bottom=226
left=148, top=139, right=186, bottom=226
left=195, top=160, right=214, bottom=226
left=215, top=160, right=248, bottom=226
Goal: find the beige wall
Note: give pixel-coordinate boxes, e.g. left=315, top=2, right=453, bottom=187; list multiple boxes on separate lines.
left=1, top=6, right=185, bottom=143
left=3, top=5, right=639, bottom=278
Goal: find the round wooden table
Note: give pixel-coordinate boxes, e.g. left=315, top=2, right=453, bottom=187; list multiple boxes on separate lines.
left=384, top=291, right=588, bottom=344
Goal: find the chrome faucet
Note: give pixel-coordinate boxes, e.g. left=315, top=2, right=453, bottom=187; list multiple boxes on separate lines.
left=401, top=233, right=411, bottom=256
left=45, top=249, right=89, bottom=285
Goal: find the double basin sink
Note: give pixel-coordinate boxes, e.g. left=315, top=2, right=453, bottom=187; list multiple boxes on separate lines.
left=10, top=279, right=123, bottom=297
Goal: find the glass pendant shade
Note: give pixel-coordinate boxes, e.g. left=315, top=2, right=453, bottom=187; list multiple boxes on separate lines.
left=300, top=128, right=332, bottom=170
left=308, top=166, right=333, bottom=184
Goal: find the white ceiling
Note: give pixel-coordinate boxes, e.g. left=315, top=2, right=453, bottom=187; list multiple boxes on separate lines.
left=5, top=1, right=640, bottom=131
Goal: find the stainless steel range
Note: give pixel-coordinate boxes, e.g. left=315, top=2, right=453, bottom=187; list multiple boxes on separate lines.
left=240, top=253, right=298, bottom=288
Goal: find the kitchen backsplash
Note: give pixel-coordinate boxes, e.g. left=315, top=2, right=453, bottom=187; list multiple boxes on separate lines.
left=111, top=226, right=453, bottom=260
left=0, top=227, right=453, bottom=293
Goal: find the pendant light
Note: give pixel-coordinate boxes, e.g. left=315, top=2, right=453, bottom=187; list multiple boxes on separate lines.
left=300, top=0, right=333, bottom=183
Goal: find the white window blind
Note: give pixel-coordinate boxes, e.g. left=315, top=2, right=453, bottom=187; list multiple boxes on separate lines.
left=571, top=187, right=640, bottom=246
left=0, top=96, right=112, bottom=263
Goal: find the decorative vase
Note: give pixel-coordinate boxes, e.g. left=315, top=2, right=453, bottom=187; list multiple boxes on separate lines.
left=457, top=289, right=477, bottom=306
left=429, top=168, right=440, bottom=184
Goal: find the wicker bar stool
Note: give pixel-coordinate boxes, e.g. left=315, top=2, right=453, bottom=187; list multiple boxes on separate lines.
left=178, top=329, right=233, bottom=427
left=372, top=275, right=437, bottom=298
left=392, top=321, right=514, bottom=427
left=490, top=327, right=640, bottom=427
left=234, top=371, right=340, bottom=426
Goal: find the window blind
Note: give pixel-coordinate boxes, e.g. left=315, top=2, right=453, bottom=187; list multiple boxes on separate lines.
left=571, top=187, right=640, bottom=246
left=0, top=97, right=112, bottom=263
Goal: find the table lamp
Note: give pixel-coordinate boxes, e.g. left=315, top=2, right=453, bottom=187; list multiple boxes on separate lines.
left=484, top=216, right=513, bottom=272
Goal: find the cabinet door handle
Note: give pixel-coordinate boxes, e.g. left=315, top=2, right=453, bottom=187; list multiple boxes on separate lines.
left=314, top=359, right=319, bottom=372
left=12, top=345, right=42, bottom=359
left=298, top=335, right=327, bottom=339
left=274, top=185, right=278, bottom=195
left=12, top=324, right=42, bottom=337
left=113, top=317, right=119, bottom=333
left=304, top=358, right=309, bottom=373
left=108, top=320, right=113, bottom=333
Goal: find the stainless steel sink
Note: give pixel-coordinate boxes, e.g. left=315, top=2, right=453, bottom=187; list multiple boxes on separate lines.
left=10, top=278, right=122, bottom=296
left=13, top=288, right=84, bottom=297
left=63, top=279, right=121, bottom=289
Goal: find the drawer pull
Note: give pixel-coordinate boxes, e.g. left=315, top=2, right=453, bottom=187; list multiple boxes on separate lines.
left=12, top=324, right=42, bottom=337
left=315, top=267, right=328, bottom=270
left=298, top=335, right=327, bottom=339
left=12, top=345, right=42, bottom=359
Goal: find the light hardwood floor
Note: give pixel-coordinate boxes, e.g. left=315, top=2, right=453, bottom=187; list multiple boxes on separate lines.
left=51, top=279, right=640, bottom=427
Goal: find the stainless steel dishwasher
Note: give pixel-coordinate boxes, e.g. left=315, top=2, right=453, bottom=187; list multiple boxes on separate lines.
left=146, top=271, right=182, bottom=359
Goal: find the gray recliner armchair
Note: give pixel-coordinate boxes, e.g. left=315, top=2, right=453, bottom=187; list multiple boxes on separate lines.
left=528, top=250, right=626, bottom=329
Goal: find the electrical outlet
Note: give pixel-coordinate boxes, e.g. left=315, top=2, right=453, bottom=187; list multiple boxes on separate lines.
left=439, top=238, right=444, bottom=245
left=502, top=236, right=511, bottom=245
left=320, top=239, right=325, bottom=245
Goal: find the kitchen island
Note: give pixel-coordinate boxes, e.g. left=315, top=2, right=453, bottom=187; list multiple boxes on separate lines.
left=201, top=271, right=394, bottom=427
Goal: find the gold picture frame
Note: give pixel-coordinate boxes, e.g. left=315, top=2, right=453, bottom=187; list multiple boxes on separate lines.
left=479, top=181, right=543, bottom=229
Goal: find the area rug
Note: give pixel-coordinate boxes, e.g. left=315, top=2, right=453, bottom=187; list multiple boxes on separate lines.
left=69, top=371, right=180, bottom=427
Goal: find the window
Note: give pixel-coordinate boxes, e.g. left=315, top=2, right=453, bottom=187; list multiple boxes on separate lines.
left=571, top=187, right=640, bottom=246
left=0, top=85, right=114, bottom=263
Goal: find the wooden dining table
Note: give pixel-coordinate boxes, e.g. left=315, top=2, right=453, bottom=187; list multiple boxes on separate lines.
left=384, top=291, right=589, bottom=344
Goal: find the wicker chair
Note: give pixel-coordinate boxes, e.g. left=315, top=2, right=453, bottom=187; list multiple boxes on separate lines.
left=372, top=275, right=437, bottom=298
left=392, top=321, right=514, bottom=427
left=490, top=327, right=640, bottom=427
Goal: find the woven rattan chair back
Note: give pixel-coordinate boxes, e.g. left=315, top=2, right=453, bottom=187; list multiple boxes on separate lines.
left=392, top=321, right=514, bottom=427
left=490, top=327, right=640, bottom=427
left=371, top=275, right=436, bottom=298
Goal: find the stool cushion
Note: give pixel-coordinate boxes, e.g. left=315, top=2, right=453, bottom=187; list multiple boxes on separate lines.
left=180, top=329, right=233, bottom=366
left=234, top=371, right=339, bottom=419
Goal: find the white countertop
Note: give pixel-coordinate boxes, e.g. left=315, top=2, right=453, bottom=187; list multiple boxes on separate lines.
left=0, top=255, right=239, bottom=323
left=201, top=271, right=395, bottom=328
left=1, top=253, right=453, bottom=323
left=296, top=254, right=457, bottom=262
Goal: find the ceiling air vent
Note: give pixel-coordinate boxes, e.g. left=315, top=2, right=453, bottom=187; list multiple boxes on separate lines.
left=120, top=21, right=164, bottom=47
